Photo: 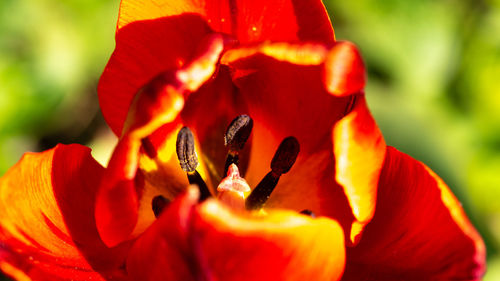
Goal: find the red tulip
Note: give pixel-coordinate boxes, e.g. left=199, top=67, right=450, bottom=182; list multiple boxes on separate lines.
left=0, top=0, right=485, bottom=280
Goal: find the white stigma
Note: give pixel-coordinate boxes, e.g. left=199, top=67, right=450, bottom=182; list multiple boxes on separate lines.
left=216, top=164, right=250, bottom=211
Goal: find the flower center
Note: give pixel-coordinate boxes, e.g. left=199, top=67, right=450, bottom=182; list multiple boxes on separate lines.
left=152, top=115, right=302, bottom=217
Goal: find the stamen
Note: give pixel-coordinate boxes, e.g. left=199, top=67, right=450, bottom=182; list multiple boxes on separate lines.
left=223, top=115, right=253, bottom=175
left=245, top=137, right=300, bottom=210
left=225, top=115, right=253, bottom=151
left=271, top=136, right=300, bottom=174
left=300, top=209, right=316, bottom=218
left=152, top=195, right=169, bottom=218
left=176, top=127, right=198, bottom=172
left=245, top=172, right=279, bottom=210
left=175, top=127, right=211, bottom=201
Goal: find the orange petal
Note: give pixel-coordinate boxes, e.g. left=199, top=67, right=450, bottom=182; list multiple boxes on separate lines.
left=190, top=201, right=345, bottom=281
left=127, top=188, right=345, bottom=281
left=342, top=147, right=486, bottom=280
left=332, top=94, right=386, bottom=245
left=0, top=144, right=129, bottom=280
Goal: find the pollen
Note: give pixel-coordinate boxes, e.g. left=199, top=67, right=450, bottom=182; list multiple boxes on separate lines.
left=223, top=114, right=253, bottom=175
left=176, top=127, right=198, bottom=172
left=175, top=127, right=211, bottom=200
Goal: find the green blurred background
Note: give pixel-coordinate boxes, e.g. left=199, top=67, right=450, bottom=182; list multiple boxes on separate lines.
left=0, top=0, right=499, bottom=279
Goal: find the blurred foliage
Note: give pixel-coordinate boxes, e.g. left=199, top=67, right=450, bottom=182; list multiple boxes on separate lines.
left=0, top=0, right=119, bottom=174
left=0, top=1, right=119, bottom=279
left=0, top=0, right=499, bottom=280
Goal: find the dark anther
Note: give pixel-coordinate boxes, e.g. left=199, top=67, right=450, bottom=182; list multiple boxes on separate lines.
left=300, top=209, right=316, bottom=218
left=175, top=127, right=211, bottom=201
left=271, top=136, right=300, bottom=175
left=223, top=115, right=253, bottom=175
left=152, top=195, right=169, bottom=218
left=176, top=127, right=198, bottom=172
left=245, top=136, right=300, bottom=210
left=225, top=115, right=253, bottom=151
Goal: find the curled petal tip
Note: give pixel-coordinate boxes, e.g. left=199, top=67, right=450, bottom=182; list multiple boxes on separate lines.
left=349, top=221, right=365, bottom=246
left=176, top=33, right=227, bottom=91
left=324, top=41, right=366, bottom=96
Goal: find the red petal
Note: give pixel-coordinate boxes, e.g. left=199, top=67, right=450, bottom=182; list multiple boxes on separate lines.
left=118, top=0, right=334, bottom=44
left=101, top=0, right=334, bottom=136
left=0, top=144, right=129, bottom=280
left=127, top=187, right=346, bottom=281
left=95, top=137, right=142, bottom=247
left=98, top=15, right=212, bottom=136
left=342, top=147, right=486, bottom=280
left=126, top=187, right=199, bottom=281
left=332, top=94, right=386, bottom=245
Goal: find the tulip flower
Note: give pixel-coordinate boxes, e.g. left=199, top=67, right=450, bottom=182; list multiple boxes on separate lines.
left=0, top=0, right=485, bottom=280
